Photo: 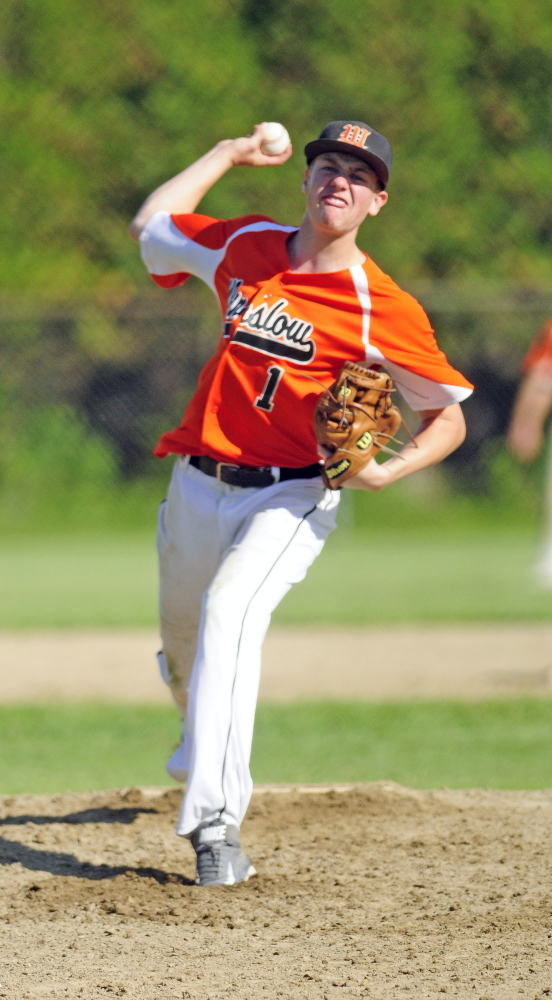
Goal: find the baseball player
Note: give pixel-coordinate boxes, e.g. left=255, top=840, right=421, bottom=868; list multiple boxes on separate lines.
left=128, top=120, right=473, bottom=886
left=507, top=317, right=552, bottom=584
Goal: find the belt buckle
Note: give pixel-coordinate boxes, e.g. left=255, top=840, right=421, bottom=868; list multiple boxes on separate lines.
left=215, top=461, right=239, bottom=482
left=215, top=461, right=277, bottom=487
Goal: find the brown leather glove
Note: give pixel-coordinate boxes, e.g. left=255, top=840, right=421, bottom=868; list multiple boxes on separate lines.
left=314, top=362, right=403, bottom=489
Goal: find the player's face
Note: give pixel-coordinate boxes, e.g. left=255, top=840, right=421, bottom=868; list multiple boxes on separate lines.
left=302, top=153, right=388, bottom=236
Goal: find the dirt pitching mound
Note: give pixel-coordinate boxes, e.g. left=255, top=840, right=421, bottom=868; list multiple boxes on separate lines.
left=1, top=784, right=551, bottom=999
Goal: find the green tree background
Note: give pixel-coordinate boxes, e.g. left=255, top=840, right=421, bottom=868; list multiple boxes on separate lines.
left=2, top=0, right=552, bottom=294
left=1, top=0, right=552, bottom=533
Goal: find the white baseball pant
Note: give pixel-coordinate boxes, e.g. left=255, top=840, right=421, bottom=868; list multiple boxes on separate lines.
left=156, top=456, right=339, bottom=836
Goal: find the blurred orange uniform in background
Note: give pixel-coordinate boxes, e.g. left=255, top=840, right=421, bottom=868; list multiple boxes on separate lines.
left=508, top=317, right=552, bottom=585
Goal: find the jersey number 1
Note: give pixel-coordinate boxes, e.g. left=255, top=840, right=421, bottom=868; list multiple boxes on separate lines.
left=254, top=365, right=284, bottom=412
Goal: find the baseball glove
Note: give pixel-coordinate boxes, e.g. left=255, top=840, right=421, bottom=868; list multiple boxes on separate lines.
left=313, top=362, right=403, bottom=489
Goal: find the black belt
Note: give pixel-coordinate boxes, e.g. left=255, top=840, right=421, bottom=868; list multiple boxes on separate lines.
left=189, top=455, right=322, bottom=489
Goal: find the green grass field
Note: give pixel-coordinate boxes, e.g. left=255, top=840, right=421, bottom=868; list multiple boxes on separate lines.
left=2, top=522, right=551, bottom=797
left=1, top=700, right=551, bottom=795
left=0, top=534, right=158, bottom=628
left=0, top=527, right=550, bottom=628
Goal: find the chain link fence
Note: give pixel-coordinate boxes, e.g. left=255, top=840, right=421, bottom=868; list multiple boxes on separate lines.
left=1, top=283, right=551, bottom=532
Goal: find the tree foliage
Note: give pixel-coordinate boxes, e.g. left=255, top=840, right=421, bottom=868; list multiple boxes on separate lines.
left=1, top=0, right=552, bottom=294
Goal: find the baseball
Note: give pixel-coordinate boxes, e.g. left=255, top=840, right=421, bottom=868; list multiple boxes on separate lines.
left=260, top=122, right=290, bottom=156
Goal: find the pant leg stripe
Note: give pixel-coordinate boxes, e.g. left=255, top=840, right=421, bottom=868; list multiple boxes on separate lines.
left=217, top=503, right=318, bottom=819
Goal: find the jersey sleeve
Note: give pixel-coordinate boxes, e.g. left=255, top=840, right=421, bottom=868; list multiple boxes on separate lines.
left=139, top=211, right=226, bottom=290
left=139, top=211, right=274, bottom=292
left=522, top=319, right=552, bottom=377
left=368, top=279, right=473, bottom=411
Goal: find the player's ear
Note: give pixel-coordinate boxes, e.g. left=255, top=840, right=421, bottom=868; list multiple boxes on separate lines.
left=301, top=168, right=310, bottom=194
left=366, top=190, right=388, bottom=217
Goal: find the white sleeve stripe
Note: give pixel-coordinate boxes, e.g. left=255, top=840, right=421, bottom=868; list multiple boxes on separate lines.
left=140, top=211, right=297, bottom=292
left=350, top=263, right=372, bottom=354
left=226, top=220, right=297, bottom=243
left=140, top=212, right=222, bottom=291
left=349, top=267, right=472, bottom=410
left=365, top=344, right=473, bottom=411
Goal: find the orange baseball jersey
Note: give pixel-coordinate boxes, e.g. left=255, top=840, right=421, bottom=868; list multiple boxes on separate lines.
left=140, top=211, right=473, bottom=467
left=522, top=318, right=552, bottom=378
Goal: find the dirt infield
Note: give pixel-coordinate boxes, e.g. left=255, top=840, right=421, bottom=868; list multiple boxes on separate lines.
left=3, top=623, right=552, bottom=702
left=1, top=784, right=551, bottom=999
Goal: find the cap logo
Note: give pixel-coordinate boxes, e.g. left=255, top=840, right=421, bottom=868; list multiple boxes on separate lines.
left=338, top=124, right=371, bottom=149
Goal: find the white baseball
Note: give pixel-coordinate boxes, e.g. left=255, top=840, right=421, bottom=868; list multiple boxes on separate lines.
left=260, top=122, right=290, bottom=156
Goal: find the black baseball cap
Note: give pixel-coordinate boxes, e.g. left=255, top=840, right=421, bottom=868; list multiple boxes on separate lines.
left=304, top=121, right=392, bottom=189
